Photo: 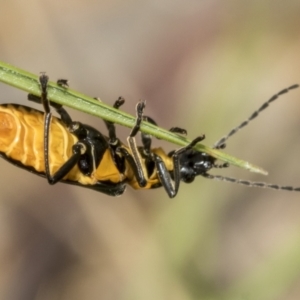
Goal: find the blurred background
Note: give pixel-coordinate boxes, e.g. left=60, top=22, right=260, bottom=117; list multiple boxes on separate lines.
left=1, top=1, right=300, bottom=299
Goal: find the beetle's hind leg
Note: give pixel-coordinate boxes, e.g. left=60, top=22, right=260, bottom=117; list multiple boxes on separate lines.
left=28, top=76, right=73, bottom=126
left=38, top=74, right=88, bottom=184
left=28, top=77, right=67, bottom=107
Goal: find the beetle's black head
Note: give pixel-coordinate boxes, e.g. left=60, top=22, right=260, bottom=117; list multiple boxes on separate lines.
left=178, top=149, right=216, bottom=183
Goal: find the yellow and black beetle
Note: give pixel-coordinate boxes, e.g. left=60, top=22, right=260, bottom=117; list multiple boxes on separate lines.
left=0, top=74, right=299, bottom=197
left=0, top=74, right=215, bottom=197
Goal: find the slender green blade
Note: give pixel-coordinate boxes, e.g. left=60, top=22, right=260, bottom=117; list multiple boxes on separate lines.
left=0, top=61, right=267, bottom=175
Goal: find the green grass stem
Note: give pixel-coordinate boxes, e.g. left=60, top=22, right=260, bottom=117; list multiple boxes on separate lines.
left=0, top=61, right=267, bottom=175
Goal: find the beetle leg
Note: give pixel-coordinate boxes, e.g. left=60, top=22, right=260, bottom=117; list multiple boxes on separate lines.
left=169, top=127, right=187, bottom=135
left=38, top=74, right=85, bottom=184
left=121, top=100, right=148, bottom=187
left=135, top=114, right=191, bottom=197
left=56, top=79, right=69, bottom=88
left=116, top=147, right=147, bottom=187
left=28, top=78, right=62, bottom=107
left=140, top=116, right=157, bottom=155
left=141, top=116, right=187, bottom=155
left=150, top=135, right=205, bottom=198
left=123, top=101, right=191, bottom=190
left=28, top=78, right=73, bottom=127
left=100, top=96, right=125, bottom=145
left=93, top=97, right=126, bottom=172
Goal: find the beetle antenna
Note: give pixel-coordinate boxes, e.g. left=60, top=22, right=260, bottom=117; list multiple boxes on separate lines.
left=213, top=84, right=299, bottom=149
left=202, top=173, right=300, bottom=191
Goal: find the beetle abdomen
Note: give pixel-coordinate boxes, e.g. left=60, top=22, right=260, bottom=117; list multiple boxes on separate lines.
left=0, top=104, right=78, bottom=175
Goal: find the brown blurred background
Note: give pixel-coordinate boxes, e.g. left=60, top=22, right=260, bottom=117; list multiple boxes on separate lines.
left=1, top=1, right=300, bottom=299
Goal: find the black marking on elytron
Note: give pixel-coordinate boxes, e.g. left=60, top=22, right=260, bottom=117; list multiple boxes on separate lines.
left=214, top=84, right=299, bottom=149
